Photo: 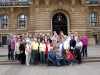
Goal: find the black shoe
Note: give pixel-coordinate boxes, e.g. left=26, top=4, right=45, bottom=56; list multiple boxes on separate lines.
left=78, top=62, right=82, bottom=64
left=8, top=58, right=10, bottom=60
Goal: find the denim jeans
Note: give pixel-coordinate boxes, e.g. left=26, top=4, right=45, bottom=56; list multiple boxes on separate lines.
left=66, top=58, right=75, bottom=65
left=30, top=50, right=34, bottom=62
left=70, top=49, right=75, bottom=56
left=8, top=45, right=11, bottom=59
left=16, top=54, right=20, bottom=61
left=11, top=50, right=14, bottom=59
left=40, top=51, right=45, bottom=64
left=56, top=59, right=64, bottom=67
left=82, top=45, right=87, bottom=57
left=47, top=59, right=56, bottom=66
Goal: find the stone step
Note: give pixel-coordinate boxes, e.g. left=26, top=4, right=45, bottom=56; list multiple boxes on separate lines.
left=0, top=58, right=100, bottom=65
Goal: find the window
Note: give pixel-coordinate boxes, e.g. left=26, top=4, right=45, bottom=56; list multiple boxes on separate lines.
left=1, top=15, right=8, bottom=29
left=18, top=14, right=26, bottom=29
left=90, top=13, right=98, bottom=27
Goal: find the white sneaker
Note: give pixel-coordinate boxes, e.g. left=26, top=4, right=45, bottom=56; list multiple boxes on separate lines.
left=40, top=64, right=42, bottom=66
left=17, top=61, right=19, bottom=62
left=26, top=64, right=30, bottom=66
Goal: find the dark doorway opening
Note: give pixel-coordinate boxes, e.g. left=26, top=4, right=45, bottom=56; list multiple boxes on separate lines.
left=2, top=36, right=7, bottom=45
left=52, top=13, right=67, bottom=35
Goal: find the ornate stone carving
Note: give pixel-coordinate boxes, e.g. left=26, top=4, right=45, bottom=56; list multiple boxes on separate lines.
left=11, top=14, right=15, bottom=19
left=45, top=8, right=49, bottom=14
left=71, top=6, right=75, bottom=12
left=10, top=8, right=14, bottom=13
left=36, top=8, right=39, bottom=13
left=71, top=0, right=76, bottom=6
left=58, top=0, right=62, bottom=9
left=35, top=0, right=39, bottom=7
left=2, top=9, right=5, bottom=13
left=81, top=6, right=84, bottom=13
left=45, top=0, right=49, bottom=6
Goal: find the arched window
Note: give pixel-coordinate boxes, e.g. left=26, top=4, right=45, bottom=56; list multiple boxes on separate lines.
left=18, top=14, right=26, bottom=29
left=1, top=15, right=8, bottom=29
left=90, top=13, right=98, bottom=27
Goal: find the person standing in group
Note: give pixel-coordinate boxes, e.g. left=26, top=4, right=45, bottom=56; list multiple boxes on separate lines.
left=70, top=36, right=76, bottom=56
left=6, top=34, right=13, bottom=60
left=52, top=39, right=59, bottom=50
left=31, top=38, right=39, bottom=65
left=19, top=40, right=26, bottom=65
left=25, top=40, right=31, bottom=66
left=81, top=33, right=88, bottom=57
left=15, top=39, right=21, bottom=62
left=39, top=39, right=46, bottom=65
left=45, top=39, right=52, bottom=62
left=75, top=38, right=83, bottom=64
left=11, top=35, right=15, bottom=60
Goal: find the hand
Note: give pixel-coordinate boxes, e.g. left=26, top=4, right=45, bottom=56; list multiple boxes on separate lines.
left=80, top=50, right=82, bottom=52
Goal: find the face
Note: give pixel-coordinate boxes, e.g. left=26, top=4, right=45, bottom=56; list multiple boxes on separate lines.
left=42, top=40, right=44, bottom=43
left=77, top=38, right=80, bottom=42
left=71, top=36, right=74, bottom=40
left=22, top=40, right=25, bottom=43
left=10, top=34, right=13, bottom=38
left=53, top=40, right=56, bottom=43
left=50, top=47, right=53, bottom=51
left=47, top=40, right=50, bottom=43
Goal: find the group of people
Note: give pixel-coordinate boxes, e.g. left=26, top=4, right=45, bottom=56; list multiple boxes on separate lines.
left=6, top=31, right=88, bottom=67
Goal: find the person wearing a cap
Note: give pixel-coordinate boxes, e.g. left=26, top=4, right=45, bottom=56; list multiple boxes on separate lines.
left=47, top=47, right=57, bottom=66
left=31, top=38, right=39, bottom=65
left=25, top=40, right=31, bottom=66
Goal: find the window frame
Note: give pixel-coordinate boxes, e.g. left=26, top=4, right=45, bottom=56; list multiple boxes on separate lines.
left=90, top=13, right=98, bottom=27
left=0, top=15, right=8, bottom=29
left=18, top=14, right=27, bottom=29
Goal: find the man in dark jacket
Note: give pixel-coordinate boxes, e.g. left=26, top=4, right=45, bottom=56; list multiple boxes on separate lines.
left=19, top=40, right=26, bottom=65
left=70, top=36, right=76, bottom=56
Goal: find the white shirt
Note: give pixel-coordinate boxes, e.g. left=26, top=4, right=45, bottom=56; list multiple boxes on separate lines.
left=39, top=43, right=46, bottom=52
left=48, top=44, right=50, bottom=51
left=59, top=41, right=69, bottom=50
left=25, top=44, right=31, bottom=54
left=76, top=41, right=83, bottom=48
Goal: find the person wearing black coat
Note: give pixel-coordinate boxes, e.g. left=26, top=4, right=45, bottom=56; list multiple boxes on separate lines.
left=19, top=40, right=26, bottom=65
left=70, top=36, right=76, bottom=56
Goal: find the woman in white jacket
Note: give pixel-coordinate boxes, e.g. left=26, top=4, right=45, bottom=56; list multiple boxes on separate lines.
left=25, top=40, right=31, bottom=66
left=15, top=39, right=21, bottom=62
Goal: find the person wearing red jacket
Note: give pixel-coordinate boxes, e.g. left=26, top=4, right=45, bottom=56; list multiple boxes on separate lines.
left=45, top=39, right=52, bottom=62
left=65, top=50, right=75, bottom=66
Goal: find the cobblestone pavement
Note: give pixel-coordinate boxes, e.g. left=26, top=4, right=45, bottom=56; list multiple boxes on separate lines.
left=0, top=45, right=100, bottom=75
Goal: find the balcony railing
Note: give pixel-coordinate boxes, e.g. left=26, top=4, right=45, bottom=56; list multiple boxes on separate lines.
left=86, top=0, right=100, bottom=4
left=0, top=0, right=29, bottom=6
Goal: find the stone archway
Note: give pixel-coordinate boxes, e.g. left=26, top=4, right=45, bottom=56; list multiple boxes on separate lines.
left=51, top=11, right=70, bottom=35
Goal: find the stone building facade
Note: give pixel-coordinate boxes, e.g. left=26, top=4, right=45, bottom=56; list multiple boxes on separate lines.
left=0, top=0, right=100, bottom=45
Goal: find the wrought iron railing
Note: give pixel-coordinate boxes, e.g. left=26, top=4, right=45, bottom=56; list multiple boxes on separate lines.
left=0, top=0, right=29, bottom=6
left=86, top=0, right=100, bottom=4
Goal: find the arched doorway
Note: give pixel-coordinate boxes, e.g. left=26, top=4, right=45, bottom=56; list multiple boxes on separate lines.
left=52, top=13, right=68, bottom=35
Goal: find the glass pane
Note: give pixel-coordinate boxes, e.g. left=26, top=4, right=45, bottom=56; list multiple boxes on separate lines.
left=19, top=14, right=26, bottom=29
left=1, top=15, right=8, bottom=29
